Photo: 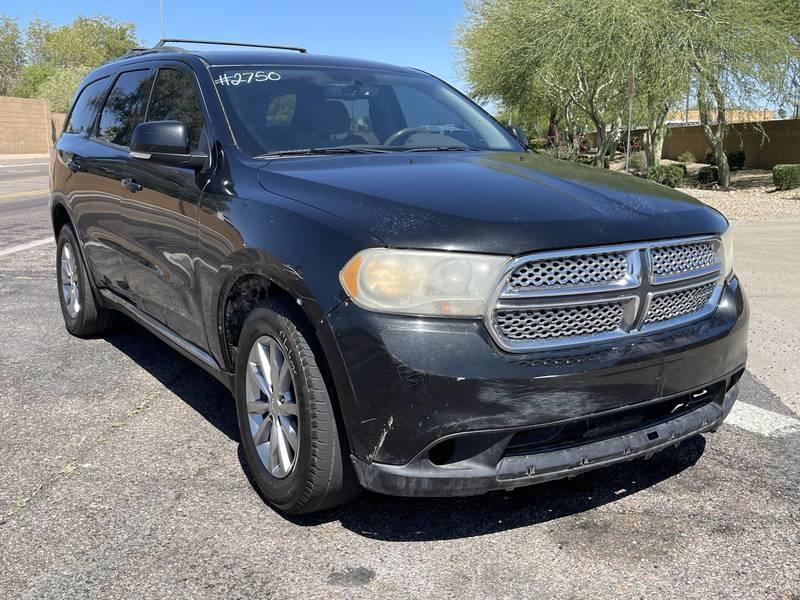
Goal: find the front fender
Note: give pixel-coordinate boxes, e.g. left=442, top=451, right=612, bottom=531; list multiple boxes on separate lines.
left=196, top=182, right=383, bottom=452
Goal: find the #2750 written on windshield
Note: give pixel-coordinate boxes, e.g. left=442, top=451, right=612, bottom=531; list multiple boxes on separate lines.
left=213, top=71, right=282, bottom=86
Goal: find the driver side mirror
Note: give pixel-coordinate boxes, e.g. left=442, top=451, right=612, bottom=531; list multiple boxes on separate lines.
left=506, top=125, right=529, bottom=148
left=130, top=121, right=207, bottom=169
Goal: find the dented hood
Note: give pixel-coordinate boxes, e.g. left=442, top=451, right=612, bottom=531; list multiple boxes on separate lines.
left=257, top=151, right=727, bottom=255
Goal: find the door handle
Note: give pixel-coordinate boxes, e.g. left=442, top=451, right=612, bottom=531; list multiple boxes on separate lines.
left=66, top=159, right=81, bottom=172
left=121, top=177, right=143, bottom=192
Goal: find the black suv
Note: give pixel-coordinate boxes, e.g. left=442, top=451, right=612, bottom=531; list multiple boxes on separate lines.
left=51, top=40, right=748, bottom=514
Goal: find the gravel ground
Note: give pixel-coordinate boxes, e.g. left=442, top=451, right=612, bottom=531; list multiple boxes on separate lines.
left=678, top=169, right=800, bottom=222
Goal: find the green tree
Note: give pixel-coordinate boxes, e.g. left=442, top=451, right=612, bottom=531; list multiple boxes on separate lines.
left=9, top=63, right=57, bottom=98
left=458, top=0, right=668, bottom=167
left=457, top=0, right=798, bottom=180
left=40, top=16, right=136, bottom=68
left=678, top=0, right=799, bottom=188
left=8, top=15, right=137, bottom=112
left=35, top=66, right=91, bottom=112
left=0, top=15, right=23, bottom=95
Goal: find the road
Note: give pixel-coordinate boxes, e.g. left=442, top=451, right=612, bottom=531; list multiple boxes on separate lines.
left=0, top=158, right=798, bottom=599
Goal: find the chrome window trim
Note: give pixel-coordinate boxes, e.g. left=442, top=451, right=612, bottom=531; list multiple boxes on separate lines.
left=485, top=235, right=725, bottom=353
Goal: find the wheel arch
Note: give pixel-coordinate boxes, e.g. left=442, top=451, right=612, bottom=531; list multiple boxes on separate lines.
left=215, top=257, right=358, bottom=453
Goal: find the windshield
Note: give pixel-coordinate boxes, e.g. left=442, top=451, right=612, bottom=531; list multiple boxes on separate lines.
left=209, top=65, right=521, bottom=157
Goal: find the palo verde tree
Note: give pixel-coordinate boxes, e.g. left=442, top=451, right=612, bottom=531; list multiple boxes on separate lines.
left=675, top=0, right=799, bottom=188
left=457, top=0, right=693, bottom=168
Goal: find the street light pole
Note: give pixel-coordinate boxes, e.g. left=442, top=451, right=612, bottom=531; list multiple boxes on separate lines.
left=160, top=0, right=165, bottom=38
left=624, top=64, right=636, bottom=172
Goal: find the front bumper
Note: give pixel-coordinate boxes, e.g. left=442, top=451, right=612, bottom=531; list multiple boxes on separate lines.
left=327, top=276, right=748, bottom=496
left=351, top=380, right=739, bottom=497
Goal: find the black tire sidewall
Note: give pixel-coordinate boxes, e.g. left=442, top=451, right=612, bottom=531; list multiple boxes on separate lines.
left=56, top=226, right=90, bottom=334
left=234, top=306, right=316, bottom=510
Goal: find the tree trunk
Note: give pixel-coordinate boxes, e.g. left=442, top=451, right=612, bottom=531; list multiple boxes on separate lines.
left=697, top=78, right=730, bottom=188
left=593, top=125, right=607, bottom=167
left=642, top=103, right=669, bottom=169
left=593, top=116, right=621, bottom=168
left=546, top=108, right=560, bottom=147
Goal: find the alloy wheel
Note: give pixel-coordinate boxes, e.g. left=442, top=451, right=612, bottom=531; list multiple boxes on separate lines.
left=245, top=335, right=300, bottom=478
left=60, top=242, right=81, bottom=318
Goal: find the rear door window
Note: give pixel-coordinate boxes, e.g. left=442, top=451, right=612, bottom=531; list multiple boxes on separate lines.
left=146, top=68, right=206, bottom=152
left=64, top=77, right=109, bottom=134
left=96, top=69, right=153, bottom=148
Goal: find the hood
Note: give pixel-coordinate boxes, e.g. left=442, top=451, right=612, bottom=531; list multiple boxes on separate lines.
left=257, top=151, right=727, bottom=256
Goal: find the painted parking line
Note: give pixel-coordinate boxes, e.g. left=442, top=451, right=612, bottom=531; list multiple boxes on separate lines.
left=0, top=189, right=49, bottom=201
left=0, top=237, right=53, bottom=258
left=726, top=401, right=800, bottom=437
left=0, top=162, right=49, bottom=168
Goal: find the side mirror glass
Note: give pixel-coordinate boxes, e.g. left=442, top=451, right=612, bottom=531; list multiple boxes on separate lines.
left=130, top=120, right=207, bottom=169
left=506, top=125, right=529, bottom=148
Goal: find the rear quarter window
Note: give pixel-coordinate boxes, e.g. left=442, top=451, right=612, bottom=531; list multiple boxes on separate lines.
left=64, top=77, right=109, bottom=135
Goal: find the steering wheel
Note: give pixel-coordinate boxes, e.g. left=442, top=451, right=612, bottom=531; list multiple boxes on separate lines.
left=383, top=127, right=434, bottom=147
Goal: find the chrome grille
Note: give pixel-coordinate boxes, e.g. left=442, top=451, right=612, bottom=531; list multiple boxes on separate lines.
left=486, top=236, right=724, bottom=352
left=495, top=301, right=626, bottom=341
left=650, top=241, right=719, bottom=281
left=644, top=282, right=716, bottom=325
left=508, top=252, right=628, bottom=291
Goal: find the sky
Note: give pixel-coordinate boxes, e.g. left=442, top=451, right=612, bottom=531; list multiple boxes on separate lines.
left=2, top=0, right=470, bottom=91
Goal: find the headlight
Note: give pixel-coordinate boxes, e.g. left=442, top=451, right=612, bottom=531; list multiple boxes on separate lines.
left=719, top=227, right=733, bottom=279
left=339, top=249, right=510, bottom=317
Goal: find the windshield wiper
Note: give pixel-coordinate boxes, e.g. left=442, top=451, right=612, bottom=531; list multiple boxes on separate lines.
left=258, top=147, right=390, bottom=158
left=401, top=146, right=480, bottom=152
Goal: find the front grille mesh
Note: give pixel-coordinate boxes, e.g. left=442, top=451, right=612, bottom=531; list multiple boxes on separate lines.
left=650, top=241, right=718, bottom=279
left=490, top=237, right=723, bottom=351
left=495, top=302, right=625, bottom=340
left=508, top=252, right=628, bottom=291
left=644, top=282, right=716, bottom=324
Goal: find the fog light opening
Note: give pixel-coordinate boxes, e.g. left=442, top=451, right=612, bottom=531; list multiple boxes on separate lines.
left=428, top=439, right=456, bottom=466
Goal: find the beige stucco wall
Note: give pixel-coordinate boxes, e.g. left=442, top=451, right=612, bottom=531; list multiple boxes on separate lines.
left=0, top=96, right=53, bottom=154
left=662, top=119, right=800, bottom=168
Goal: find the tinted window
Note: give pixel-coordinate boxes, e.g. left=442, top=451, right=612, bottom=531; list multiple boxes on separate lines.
left=65, top=78, right=109, bottom=134
left=147, top=68, right=205, bottom=151
left=97, top=70, right=152, bottom=147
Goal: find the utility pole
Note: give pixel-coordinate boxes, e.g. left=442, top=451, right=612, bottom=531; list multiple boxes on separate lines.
left=624, top=64, right=636, bottom=172
left=160, top=0, right=165, bottom=38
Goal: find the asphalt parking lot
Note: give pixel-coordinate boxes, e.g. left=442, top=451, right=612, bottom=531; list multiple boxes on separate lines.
left=1, top=157, right=798, bottom=599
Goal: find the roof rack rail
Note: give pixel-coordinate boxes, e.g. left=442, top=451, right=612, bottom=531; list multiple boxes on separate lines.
left=154, top=38, right=308, bottom=53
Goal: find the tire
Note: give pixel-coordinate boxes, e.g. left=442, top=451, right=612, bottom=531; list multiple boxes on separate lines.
left=234, top=301, right=360, bottom=514
left=56, top=225, right=116, bottom=337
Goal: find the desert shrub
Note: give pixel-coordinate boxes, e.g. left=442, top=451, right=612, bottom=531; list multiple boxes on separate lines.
left=544, top=144, right=579, bottom=162
left=528, top=138, right=547, bottom=150
left=576, top=155, right=595, bottom=165
left=773, top=164, right=800, bottom=190
left=698, top=165, right=719, bottom=184
left=727, top=149, right=746, bottom=170
left=704, top=149, right=746, bottom=169
left=647, top=164, right=684, bottom=188
left=677, top=151, right=696, bottom=163
left=628, top=150, right=647, bottom=172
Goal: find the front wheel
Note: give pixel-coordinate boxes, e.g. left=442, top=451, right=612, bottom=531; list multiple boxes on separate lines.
left=234, top=302, right=360, bottom=514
